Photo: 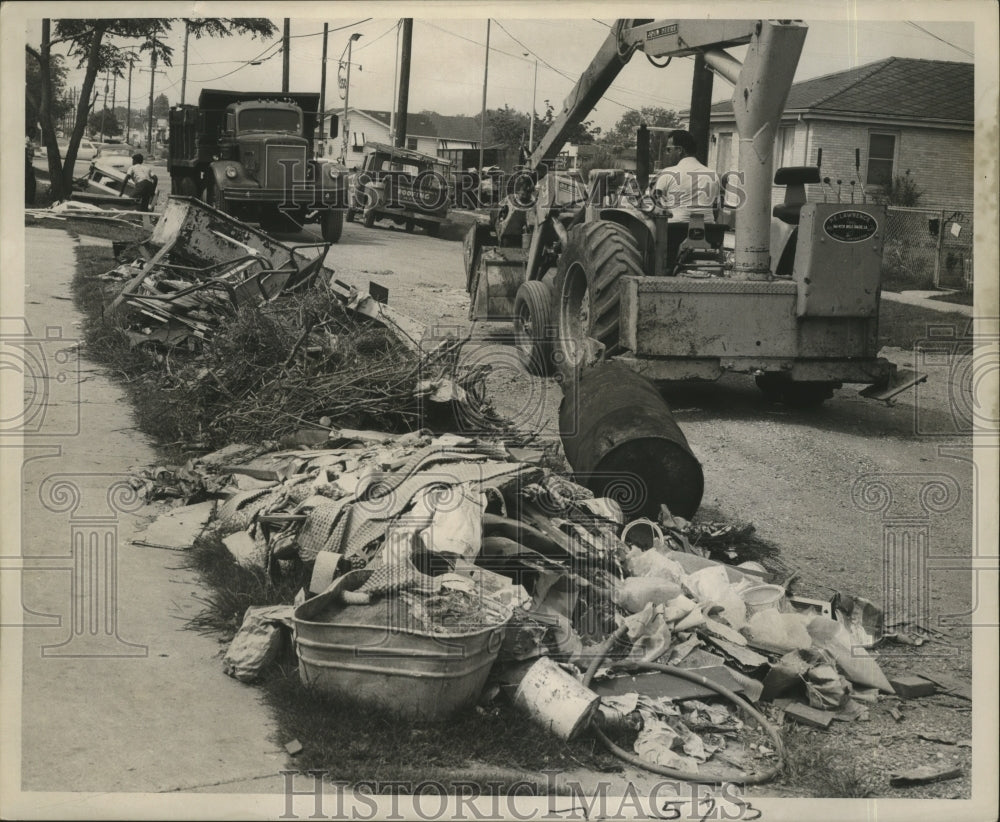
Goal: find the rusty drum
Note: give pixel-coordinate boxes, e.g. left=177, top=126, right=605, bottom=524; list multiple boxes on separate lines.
left=559, top=363, right=704, bottom=521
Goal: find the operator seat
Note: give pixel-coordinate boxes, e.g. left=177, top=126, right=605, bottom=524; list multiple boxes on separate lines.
left=772, top=166, right=821, bottom=225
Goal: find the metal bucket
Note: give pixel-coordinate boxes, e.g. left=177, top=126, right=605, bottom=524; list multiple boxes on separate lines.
left=293, top=570, right=508, bottom=721
left=559, top=363, right=704, bottom=520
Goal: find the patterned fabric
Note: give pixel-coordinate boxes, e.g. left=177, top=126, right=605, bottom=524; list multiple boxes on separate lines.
left=356, top=557, right=438, bottom=599
left=296, top=498, right=351, bottom=562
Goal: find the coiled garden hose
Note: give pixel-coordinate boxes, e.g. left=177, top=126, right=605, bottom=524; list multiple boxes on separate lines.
left=581, top=624, right=785, bottom=785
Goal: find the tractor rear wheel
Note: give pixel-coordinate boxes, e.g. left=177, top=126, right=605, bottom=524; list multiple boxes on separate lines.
left=513, top=280, right=555, bottom=376
left=553, top=220, right=643, bottom=377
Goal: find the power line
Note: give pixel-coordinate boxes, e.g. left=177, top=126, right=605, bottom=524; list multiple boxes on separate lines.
left=490, top=19, right=650, bottom=116
left=288, top=18, right=373, bottom=39
left=904, top=21, right=973, bottom=58
left=355, top=21, right=399, bottom=51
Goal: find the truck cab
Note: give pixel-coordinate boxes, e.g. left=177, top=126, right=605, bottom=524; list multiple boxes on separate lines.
left=168, top=89, right=347, bottom=242
left=219, top=100, right=309, bottom=192
left=346, top=142, right=452, bottom=237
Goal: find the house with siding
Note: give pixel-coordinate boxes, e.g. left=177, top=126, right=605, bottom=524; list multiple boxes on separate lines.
left=707, top=57, right=974, bottom=212
left=318, top=108, right=505, bottom=168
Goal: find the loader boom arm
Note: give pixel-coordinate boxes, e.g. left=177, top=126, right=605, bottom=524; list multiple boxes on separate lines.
left=525, top=19, right=757, bottom=175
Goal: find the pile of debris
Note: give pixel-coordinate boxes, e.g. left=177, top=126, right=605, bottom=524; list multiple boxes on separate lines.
left=26, top=198, right=158, bottom=230
left=132, top=427, right=901, bottom=783
left=98, top=197, right=330, bottom=349
left=82, top=196, right=500, bottom=447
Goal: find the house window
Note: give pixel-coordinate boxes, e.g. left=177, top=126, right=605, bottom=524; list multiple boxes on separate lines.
left=773, top=126, right=795, bottom=168
left=407, top=137, right=418, bottom=151
left=867, top=133, right=897, bottom=187
left=715, top=132, right=733, bottom=174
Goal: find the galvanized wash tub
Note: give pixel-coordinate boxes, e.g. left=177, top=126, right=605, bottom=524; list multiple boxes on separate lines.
left=293, top=570, right=508, bottom=720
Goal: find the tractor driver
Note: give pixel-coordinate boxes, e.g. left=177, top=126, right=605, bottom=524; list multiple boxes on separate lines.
left=651, top=130, right=720, bottom=269
left=651, top=130, right=720, bottom=222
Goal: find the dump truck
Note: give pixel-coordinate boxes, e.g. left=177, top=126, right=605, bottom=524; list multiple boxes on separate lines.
left=168, top=89, right=348, bottom=242
left=464, top=19, right=924, bottom=406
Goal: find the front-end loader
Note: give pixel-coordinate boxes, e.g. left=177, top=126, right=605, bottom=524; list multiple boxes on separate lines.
left=463, top=19, right=923, bottom=406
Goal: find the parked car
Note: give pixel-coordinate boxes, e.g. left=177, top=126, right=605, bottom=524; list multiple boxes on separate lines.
left=89, top=144, right=141, bottom=179
left=54, top=138, right=99, bottom=161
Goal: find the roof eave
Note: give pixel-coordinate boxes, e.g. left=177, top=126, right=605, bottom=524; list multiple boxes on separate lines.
left=710, top=108, right=972, bottom=130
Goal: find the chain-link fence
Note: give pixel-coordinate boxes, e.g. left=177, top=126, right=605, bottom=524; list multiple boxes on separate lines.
left=881, top=206, right=974, bottom=292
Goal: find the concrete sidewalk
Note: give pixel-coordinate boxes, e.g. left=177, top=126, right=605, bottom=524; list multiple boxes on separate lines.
left=881, top=289, right=973, bottom=316
left=5, top=228, right=291, bottom=817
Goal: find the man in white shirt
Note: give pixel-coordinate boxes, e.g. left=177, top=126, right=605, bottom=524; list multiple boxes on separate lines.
left=651, top=130, right=719, bottom=223
left=120, top=153, right=158, bottom=212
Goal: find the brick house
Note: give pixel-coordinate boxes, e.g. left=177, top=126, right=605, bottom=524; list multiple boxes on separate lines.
left=707, top=57, right=974, bottom=212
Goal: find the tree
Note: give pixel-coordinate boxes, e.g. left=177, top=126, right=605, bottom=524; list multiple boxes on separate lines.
left=26, top=51, right=70, bottom=139
left=88, top=107, right=122, bottom=138
left=27, top=17, right=276, bottom=200
left=604, top=106, right=681, bottom=166
left=540, top=99, right=597, bottom=146
left=483, top=105, right=530, bottom=153
left=152, top=92, right=170, bottom=119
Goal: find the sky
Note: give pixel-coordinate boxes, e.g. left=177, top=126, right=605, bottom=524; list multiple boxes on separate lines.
left=21, top=6, right=979, bottom=136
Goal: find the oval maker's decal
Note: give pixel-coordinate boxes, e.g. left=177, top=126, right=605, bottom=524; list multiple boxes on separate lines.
left=824, top=210, right=878, bottom=242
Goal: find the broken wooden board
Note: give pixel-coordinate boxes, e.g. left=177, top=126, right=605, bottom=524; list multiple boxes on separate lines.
left=888, top=675, right=937, bottom=699
left=914, top=672, right=971, bottom=700
left=889, top=765, right=962, bottom=787
left=592, top=667, right=751, bottom=703
left=133, top=500, right=216, bottom=550
left=784, top=702, right=834, bottom=729
left=702, top=634, right=769, bottom=668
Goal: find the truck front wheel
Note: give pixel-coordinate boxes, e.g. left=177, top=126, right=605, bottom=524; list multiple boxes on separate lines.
left=177, top=176, right=198, bottom=198
left=553, top=220, right=643, bottom=377
left=211, top=183, right=228, bottom=215
left=363, top=209, right=376, bottom=229
left=321, top=209, right=344, bottom=243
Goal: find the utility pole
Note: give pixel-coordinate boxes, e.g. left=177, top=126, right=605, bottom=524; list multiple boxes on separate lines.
left=389, top=20, right=401, bottom=143
left=318, top=23, right=329, bottom=152
left=340, top=32, right=362, bottom=161
left=282, top=19, right=290, bottom=93
left=394, top=19, right=411, bottom=149
left=100, top=70, right=109, bottom=141
left=524, top=53, right=538, bottom=154
left=147, top=45, right=156, bottom=154
left=144, top=38, right=160, bottom=156
left=181, top=20, right=190, bottom=105
left=126, top=54, right=134, bottom=144
left=479, top=19, right=491, bottom=171
left=111, top=72, right=117, bottom=136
